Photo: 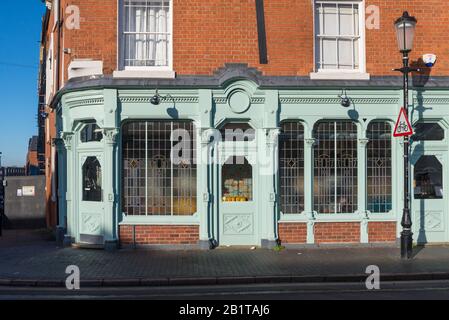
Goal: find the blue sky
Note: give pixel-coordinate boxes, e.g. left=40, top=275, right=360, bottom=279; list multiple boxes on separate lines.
left=0, top=1, right=45, bottom=167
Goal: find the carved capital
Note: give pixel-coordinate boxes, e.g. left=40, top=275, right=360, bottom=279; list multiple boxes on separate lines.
left=305, top=138, right=316, bottom=147
left=104, top=128, right=119, bottom=145
left=201, top=128, right=217, bottom=145
left=362, top=213, right=370, bottom=221
left=60, top=132, right=74, bottom=150
left=359, top=138, right=370, bottom=146
left=266, top=128, right=281, bottom=146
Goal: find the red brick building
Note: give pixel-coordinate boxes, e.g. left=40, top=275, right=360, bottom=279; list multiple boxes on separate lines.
left=39, top=0, right=449, bottom=249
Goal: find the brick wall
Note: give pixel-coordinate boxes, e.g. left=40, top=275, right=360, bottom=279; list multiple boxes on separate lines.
left=315, top=222, right=360, bottom=244
left=368, top=222, right=397, bottom=242
left=278, top=223, right=307, bottom=244
left=119, top=225, right=200, bottom=245
left=55, top=0, right=449, bottom=78
left=62, top=0, right=117, bottom=77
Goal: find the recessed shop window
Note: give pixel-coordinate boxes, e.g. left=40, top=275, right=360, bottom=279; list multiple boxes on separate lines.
left=367, top=121, right=392, bottom=213
left=413, top=122, right=444, bottom=141
left=414, top=155, right=443, bottom=199
left=80, top=123, right=103, bottom=143
left=279, top=122, right=305, bottom=214
left=220, top=123, right=256, bottom=142
left=82, top=157, right=103, bottom=202
left=122, top=121, right=197, bottom=216
left=222, top=156, right=253, bottom=202
left=313, top=121, right=358, bottom=214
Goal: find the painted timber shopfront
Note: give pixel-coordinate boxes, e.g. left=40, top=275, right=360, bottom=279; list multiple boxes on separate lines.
left=53, top=65, right=449, bottom=249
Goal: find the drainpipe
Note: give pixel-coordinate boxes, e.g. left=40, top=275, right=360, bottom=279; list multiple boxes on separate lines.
left=51, top=0, right=62, bottom=205
left=51, top=143, right=57, bottom=202
left=56, top=0, right=62, bottom=92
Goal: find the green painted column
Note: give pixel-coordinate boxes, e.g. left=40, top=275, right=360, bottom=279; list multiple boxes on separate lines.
left=304, top=138, right=316, bottom=244
left=198, top=89, right=214, bottom=248
left=262, top=90, right=280, bottom=247
left=102, top=89, right=119, bottom=248
left=358, top=138, right=369, bottom=243
left=61, top=132, right=74, bottom=244
left=264, top=128, right=280, bottom=245
left=200, top=128, right=215, bottom=246
left=103, top=128, right=119, bottom=245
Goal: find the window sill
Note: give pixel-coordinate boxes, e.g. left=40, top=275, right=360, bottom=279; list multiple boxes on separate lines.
left=309, top=72, right=370, bottom=81
left=120, top=214, right=199, bottom=225
left=113, top=69, right=176, bottom=79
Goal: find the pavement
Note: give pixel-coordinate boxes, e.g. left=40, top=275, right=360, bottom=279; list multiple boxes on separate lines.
left=1, top=229, right=449, bottom=288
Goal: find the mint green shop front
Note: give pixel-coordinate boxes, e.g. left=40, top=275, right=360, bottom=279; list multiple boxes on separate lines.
left=53, top=66, right=449, bottom=250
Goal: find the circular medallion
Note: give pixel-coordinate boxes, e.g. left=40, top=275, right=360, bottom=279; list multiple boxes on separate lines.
left=228, top=90, right=251, bottom=114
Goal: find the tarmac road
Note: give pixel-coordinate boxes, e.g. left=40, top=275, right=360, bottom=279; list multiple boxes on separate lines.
left=1, top=280, right=449, bottom=300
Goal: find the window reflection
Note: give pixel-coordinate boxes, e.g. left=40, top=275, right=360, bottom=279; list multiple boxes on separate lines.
left=413, top=123, right=444, bottom=141
left=220, top=123, right=256, bottom=142
left=82, top=156, right=102, bottom=202
left=313, top=121, right=358, bottom=214
left=81, top=123, right=103, bottom=143
left=414, top=155, right=443, bottom=199
left=222, top=156, right=253, bottom=202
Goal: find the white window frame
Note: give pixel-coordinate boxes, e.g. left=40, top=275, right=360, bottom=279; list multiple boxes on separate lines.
left=114, top=0, right=175, bottom=78
left=310, top=0, right=369, bottom=80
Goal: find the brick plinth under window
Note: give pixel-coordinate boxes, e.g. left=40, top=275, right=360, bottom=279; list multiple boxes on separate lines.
left=278, top=223, right=307, bottom=244
left=314, top=222, right=360, bottom=244
left=368, top=222, right=397, bottom=242
left=119, top=225, right=199, bottom=245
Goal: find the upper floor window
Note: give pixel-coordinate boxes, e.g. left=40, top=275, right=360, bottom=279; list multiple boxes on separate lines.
left=121, top=0, right=172, bottom=69
left=313, top=1, right=366, bottom=78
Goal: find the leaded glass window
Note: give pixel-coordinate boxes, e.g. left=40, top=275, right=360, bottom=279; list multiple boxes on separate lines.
left=313, top=121, right=358, bottom=214
left=279, top=122, right=305, bottom=214
left=122, top=121, right=197, bottom=216
left=367, top=121, right=392, bottom=213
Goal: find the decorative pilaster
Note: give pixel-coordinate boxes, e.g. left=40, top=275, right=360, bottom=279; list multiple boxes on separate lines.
left=360, top=219, right=369, bottom=243
left=200, top=128, right=217, bottom=246
left=61, top=132, right=74, bottom=151
left=103, top=128, right=119, bottom=244
left=358, top=138, right=370, bottom=243
left=304, top=138, right=316, bottom=244
left=104, top=128, right=119, bottom=145
left=264, top=128, right=281, bottom=245
left=60, top=132, right=74, bottom=240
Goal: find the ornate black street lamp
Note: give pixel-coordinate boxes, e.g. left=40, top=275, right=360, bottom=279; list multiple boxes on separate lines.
left=394, top=11, right=418, bottom=259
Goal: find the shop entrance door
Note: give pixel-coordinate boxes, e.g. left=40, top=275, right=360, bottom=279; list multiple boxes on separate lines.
left=412, top=152, right=447, bottom=243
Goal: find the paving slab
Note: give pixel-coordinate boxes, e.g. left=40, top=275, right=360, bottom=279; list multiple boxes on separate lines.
left=1, top=230, right=449, bottom=287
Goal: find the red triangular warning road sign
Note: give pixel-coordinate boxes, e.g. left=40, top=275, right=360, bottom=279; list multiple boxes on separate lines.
left=393, top=108, right=413, bottom=137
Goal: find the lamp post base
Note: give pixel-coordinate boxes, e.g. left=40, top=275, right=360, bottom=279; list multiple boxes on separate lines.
left=400, top=230, right=413, bottom=259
